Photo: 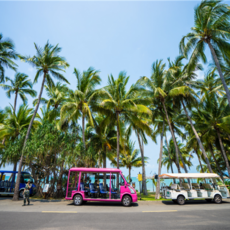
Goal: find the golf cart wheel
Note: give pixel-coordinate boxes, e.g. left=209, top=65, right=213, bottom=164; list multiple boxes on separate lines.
left=177, top=195, right=185, bottom=205
left=214, top=195, right=222, bottom=204
left=172, top=200, right=177, bottom=204
left=122, top=195, right=131, bottom=207
left=19, top=190, right=24, bottom=198
left=73, top=194, right=83, bottom=206
left=205, top=199, right=212, bottom=203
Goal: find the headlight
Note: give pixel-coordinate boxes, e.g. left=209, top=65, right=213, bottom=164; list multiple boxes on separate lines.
left=129, top=187, right=135, bottom=194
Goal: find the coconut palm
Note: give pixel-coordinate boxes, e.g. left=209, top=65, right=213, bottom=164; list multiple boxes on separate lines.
left=0, top=73, right=37, bottom=112
left=93, top=72, right=151, bottom=171
left=138, top=59, right=188, bottom=173
left=13, top=42, right=69, bottom=201
left=180, top=0, right=230, bottom=106
left=193, top=96, right=230, bottom=177
left=168, top=58, right=213, bottom=173
left=0, top=34, right=18, bottom=83
left=61, top=67, right=101, bottom=149
left=86, top=115, right=116, bottom=168
left=34, top=82, right=68, bottom=123
left=126, top=115, right=153, bottom=196
left=0, top=104, right=40, bottom=171
left=119, top=139, right=147, bottom=182
left=161, top=138, right=193, bottom=172
left=195, top=68, right=225, bottom=101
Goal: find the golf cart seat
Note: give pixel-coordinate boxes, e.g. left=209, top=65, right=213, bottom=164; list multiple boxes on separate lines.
left=203, top=183, right=213, bottom=191
left=171, top=184, right=181, bottom=192
left=182, top=183, right=190, bottom=190
left=80, top=183, right=89, bottom=193
left=192, top=183, right=200, bottom=190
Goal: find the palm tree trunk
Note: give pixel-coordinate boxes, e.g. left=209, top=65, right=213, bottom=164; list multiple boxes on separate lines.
left=195, top=150, right=204, bottom=173
left=207, top=42, right=230, bottom=107
left=165, top=134, right=174, bottom=174
left=155, top=121, right=164, bottom=199
left=136, top=131, right=147, bottom=195
left=209, top=144, right=223, bottom=180
left=13, top=72, right=46, bottom=201
left=129, top=167, right=131, bottom=183
left=216, top=130, right=230, bottom=178
left=116, top=112, right=120, bottom=187
left=162, top=100, right=182, bottom=173
left=14, top=91, right=18, bottom=113
left=82, top=115, right=85, bottom=150
left=181, top=100, right=213, bottom=173
left=116, top=112, right=120, bottom=169
left=103, top=146, right=106, bottom=168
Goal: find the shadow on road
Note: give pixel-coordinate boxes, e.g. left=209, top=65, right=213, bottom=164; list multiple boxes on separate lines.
left=68, top=201, right=139, bottom=207
left=162, top=200, right=230, bottom=205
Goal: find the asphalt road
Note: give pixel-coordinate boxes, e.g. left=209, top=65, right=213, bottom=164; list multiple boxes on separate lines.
left=0, top=210, right=230, bottom=230
left=0, top=198, right=230, bottom=230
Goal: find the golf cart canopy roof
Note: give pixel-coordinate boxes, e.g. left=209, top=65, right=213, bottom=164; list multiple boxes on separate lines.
left=159, top=173, right=220, bottom=179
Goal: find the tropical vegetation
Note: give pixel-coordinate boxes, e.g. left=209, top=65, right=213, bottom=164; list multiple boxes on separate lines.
left=0, top=0, right=230, bottom=200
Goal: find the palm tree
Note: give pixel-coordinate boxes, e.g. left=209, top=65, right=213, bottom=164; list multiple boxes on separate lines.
left=195, top=68, right=225, bottom=101
left=0, top=104, right=40, bottom=171
left=168, top=58, right=213, bottom=173
left=193, top=96, right=230, bottom=177
left=180, top=0, right=230, bottom=106
left=93, top=72, right=151, bottom=169
left=34, top=82, right=69, bottom=123
left=161, top=138, right=193, bottom=172
left=119, top=139, right=147, bottom=182
left=0, top=73, right=37, bottom=113
left=155, top=120, right=164, bottom=199
left=0, top=34, right=18, bottom=83
left=13, top=42, right=69, bottom=201
left=126, top=117, right=152, bottom=195
left=86, top=115, right=116, bottom=168
left=93, top=72, right=151, bottom=191
left=61, top=67, right=101, bottom=149
left=138, top=59, right=188, bottom=173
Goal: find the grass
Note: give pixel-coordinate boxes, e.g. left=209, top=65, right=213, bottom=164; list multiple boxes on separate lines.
left=136, top=192, right=170, bottom=201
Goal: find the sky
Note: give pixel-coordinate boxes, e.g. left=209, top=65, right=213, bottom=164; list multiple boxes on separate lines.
left=0, top=0, right=227, bottom=178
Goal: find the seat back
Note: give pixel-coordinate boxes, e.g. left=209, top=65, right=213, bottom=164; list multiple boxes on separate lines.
left=171, top=184, right=178, bottom=190
left=99, top=183, right=103, bottom=190
left=203, top=183, right=213, bottom=190
left=80, top=182, right=84, bottom=191
left=192, top=183, right=200, bottom=190
left=182, top=183, right=190, bottom=190
left=89, top=183, right=95, bottom=191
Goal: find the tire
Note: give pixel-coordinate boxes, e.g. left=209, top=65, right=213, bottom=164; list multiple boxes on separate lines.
left=172, top=200, right=177, bottom=204
left=205, top=199, right=212, bottom=203
left=122, top=195, right=131, bottom=207
left=177, top=195, right=185, bottom=205
left=214, top=194, right=222, bottom=204
left=73, top=194, right=83, bottom=206
left=19, top=190, right=24, bottom=198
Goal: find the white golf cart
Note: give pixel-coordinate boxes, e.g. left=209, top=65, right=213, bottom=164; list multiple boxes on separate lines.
left=159, top=173, right=230, bottom=205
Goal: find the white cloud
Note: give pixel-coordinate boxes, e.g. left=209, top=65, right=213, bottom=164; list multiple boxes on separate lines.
left=195, top=70, right=204, bottom=80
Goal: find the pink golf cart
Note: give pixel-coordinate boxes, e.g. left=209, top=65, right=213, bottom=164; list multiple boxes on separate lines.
left=65, top=168, right=138, bottom=207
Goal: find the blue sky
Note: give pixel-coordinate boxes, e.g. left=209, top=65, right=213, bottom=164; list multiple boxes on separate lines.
left=0, top=1, right=226, bottom=177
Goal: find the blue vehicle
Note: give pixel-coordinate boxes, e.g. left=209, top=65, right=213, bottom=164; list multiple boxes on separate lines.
left=0, top=171, right=37, bottom=198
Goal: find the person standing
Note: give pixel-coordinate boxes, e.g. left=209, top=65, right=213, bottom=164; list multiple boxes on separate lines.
left=23, top=179, right=31, bottom=206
